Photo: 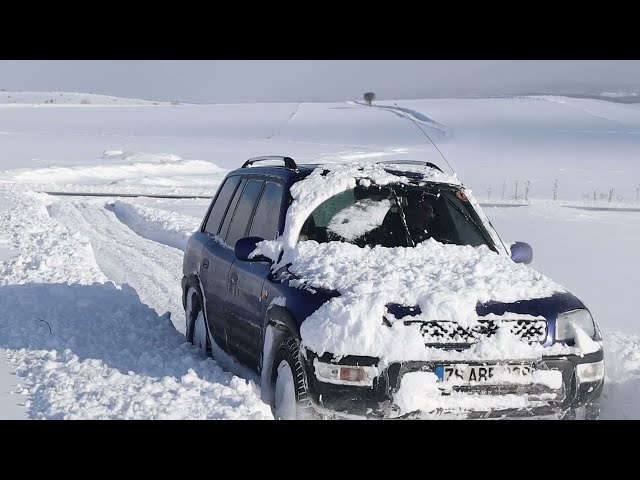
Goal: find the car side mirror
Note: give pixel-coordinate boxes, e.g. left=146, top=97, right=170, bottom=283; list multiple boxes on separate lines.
left=510, top=241, right=533, bottom=264
left=235, top=236, right=272, bottom=263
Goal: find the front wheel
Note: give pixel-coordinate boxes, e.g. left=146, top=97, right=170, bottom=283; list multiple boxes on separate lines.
left=271, top=337, right=317, bottom=420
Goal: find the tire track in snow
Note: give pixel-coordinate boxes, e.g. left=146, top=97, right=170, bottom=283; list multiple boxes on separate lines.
left=105, top=200, right=198, bottom=251
left=46, top=199, right=187, bottom=334
left=266, top=102, right=302, bottom=140
left=348, top=101, right=450, bottom=136
left=531, top=96, right=626, bottom=127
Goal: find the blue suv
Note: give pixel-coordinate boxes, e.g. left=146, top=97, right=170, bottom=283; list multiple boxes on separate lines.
left=182, top=156, right=604, bottom=419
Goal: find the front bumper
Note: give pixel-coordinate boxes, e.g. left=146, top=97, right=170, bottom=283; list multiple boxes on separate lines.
left=303, top=349, right=604, bottom=419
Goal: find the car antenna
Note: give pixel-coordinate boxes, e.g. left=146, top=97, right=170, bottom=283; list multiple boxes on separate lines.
left=393, top=102, right=457, bottom=176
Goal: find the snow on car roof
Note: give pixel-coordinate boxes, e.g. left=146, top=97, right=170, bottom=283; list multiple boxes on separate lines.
left=300, top=161, right=463, bottom=186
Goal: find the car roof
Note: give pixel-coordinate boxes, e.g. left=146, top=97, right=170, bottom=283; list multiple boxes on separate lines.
left=226, top=160, right=457, bottom=189
left=226, top=164, right=315, bottom=187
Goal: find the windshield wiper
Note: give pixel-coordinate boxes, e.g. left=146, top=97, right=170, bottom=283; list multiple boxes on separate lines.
left=436, top=188, right=496, bottom=252
left=389, top=188, right=415, bottom=247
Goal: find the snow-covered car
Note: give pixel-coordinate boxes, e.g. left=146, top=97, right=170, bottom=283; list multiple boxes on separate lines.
left=182, top=156, right=604, bottom=419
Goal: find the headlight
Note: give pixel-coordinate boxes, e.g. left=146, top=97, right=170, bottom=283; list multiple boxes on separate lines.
left=556, top=309, right=595, bottom=341
left=576, top=361, right=605, bottom=383
left=313, top=359, right=378, bottom=387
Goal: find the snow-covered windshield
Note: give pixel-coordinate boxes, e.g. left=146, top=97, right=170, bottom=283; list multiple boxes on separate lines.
left=299, top=183, right=494, bottom=250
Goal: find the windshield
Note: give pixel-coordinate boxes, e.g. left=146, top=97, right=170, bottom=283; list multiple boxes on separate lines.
left=298, top=183, right=495, bottom=250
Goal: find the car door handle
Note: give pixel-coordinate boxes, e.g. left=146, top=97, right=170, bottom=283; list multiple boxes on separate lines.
left=202, top=258, right=209, bottom=269
left=230, top=273, right=238, bottom=285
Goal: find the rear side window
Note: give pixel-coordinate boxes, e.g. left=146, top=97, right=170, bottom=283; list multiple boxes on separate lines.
left=225, top=179, right=265, bottom=247
left=219, top=179, right=247, bottom=241
left=249, top=181, right=284, bottom=240
left=204, top=176, right=241, bottom=235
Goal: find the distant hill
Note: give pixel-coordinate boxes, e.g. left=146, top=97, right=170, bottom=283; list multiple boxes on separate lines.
left=0, top=91, right=180, bottom=106
left=494, top=85, right=640, bottom=104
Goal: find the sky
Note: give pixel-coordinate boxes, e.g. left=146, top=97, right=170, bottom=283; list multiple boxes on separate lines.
left=0, top=60, right=639, bottom=104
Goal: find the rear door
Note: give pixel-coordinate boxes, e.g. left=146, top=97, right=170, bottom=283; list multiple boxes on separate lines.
left=226, top=180, right=285, bottom=368
left=200, top=176, right=244, bottom=349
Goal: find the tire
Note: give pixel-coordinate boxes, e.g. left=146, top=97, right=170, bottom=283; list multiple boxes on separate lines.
left=185, top=286, right=210, bottom=357
left=271, top=337, right=317, bottom=420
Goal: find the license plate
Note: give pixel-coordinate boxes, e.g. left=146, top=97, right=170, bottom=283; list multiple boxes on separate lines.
left=435, top=364, right=533, bottom=384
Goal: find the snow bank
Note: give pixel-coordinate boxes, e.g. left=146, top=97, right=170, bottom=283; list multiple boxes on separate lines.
left=4, top=158, right=225, bottom=187
left=0, top=196, right=17, bottom=263
left=0, top=186, right=272, bottom=419
left=0, top=187, right=106, bottom=286
left=0, top=283, right=271, bottom=419
left=101, top=150, right=183, bottom=164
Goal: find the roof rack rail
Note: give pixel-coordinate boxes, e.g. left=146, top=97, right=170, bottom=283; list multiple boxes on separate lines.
left=376, top=160, right=444, bottom=173
left=241, top=156, right=297, bottom=170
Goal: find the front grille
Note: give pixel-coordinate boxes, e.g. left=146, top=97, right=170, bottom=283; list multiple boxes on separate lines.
left=404, top=319, right=548, bottom=346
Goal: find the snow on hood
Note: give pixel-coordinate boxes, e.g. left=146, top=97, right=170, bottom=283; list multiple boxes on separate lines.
left=288, top=240, right=567, bottom=361
left=254, top=163, right=571, bottom=362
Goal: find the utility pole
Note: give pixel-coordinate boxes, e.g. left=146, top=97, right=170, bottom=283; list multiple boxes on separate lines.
left=524, top=180, right=531, bottom=202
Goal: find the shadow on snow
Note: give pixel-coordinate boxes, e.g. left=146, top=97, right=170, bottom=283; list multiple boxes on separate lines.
left=0, top=281, right=264, bottom=418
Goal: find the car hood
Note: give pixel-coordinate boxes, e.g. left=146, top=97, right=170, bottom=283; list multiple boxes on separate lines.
left=476, top=291, right=585, bottom=318
left=386, top=291, right=585, bottom=321
left=285, top=239, right=571, bottom=362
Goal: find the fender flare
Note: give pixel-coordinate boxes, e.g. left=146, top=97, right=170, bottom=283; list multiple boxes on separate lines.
left=260, top=305, right=301, bottom=405
left=263, top=305, right=300, bottom=339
